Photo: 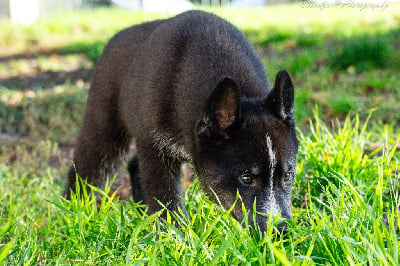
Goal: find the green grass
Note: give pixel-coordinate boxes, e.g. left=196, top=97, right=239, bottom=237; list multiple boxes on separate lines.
left=0, top=86, right=87, bottom=142
left=1, top=113, right=399, bottom=264
left=329, top=33, right=396, bottom=73
left=0, top=4, right=400, bottom=264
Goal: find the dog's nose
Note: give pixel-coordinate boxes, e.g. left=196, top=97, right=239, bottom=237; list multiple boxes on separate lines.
left=254, top=215, right=291, bottom=235
left=276, top=221, right=289, bottom=235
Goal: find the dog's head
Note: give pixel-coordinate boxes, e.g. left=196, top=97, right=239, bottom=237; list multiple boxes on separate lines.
left=194, top=70, right=298, bottom=231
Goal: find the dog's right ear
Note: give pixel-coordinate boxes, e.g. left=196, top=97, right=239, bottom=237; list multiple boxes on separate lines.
left=196, top=77, right=242, bottom=139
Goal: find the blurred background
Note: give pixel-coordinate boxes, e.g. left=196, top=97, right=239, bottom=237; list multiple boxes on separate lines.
left=2, top=0, right=265, bottom=25
left=1, top=0, right=397, bottom=25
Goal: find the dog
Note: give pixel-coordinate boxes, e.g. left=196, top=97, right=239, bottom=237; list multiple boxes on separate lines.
left=66, top=10, right=299, bottom=231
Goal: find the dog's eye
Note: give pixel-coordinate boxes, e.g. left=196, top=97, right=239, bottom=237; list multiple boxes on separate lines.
left=283, top=171, right=293, bottom=182
left=240, top=174, right=253, bottom=185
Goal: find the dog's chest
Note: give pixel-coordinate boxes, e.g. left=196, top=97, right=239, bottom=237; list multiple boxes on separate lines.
left=150, top=130, right=192, bottom=162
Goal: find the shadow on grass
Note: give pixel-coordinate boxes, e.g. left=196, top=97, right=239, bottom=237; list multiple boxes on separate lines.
left=328, top=30, right=400, bottom=73
left=0, top=43, right=96, bottom=140
left=0, top=87, right=87, bottom=142
left=247, top=26, right=399, bottom=73
left=0, top=68, right=93, bottom=91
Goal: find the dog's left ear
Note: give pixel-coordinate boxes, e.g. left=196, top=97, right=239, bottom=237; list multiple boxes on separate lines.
left=265, top=70, right=295, bottom=125
left=196, top=77, right=241, bottom=139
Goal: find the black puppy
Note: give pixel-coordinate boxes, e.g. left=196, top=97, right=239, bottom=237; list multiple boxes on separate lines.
left=66, top=10, right=299, bottom=231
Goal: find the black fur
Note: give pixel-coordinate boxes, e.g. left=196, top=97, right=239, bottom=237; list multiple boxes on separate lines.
left=66, top=10, right=299, bottom=231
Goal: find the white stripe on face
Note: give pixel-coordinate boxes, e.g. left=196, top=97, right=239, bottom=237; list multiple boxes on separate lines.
left=265, top=134, right=279, bottom=216
left=265, top=134, right=276, bottom=178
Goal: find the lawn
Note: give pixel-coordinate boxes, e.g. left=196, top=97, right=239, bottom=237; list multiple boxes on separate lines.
left=0, top=3, right=399, bottom=264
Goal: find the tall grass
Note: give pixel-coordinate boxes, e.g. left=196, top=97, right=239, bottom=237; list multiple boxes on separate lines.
left=1, top=112, right=399, bottom=264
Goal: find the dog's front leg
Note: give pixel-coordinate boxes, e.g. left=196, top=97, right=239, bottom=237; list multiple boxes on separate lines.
left=135, top=139, right=183, bottom=215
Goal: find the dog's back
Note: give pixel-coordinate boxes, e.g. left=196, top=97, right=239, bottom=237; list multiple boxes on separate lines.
left=118, top=11, right=270, bottom=144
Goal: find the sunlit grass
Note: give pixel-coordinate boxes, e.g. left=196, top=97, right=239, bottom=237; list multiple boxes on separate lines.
left=1, top=112, right=399, bottom=264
